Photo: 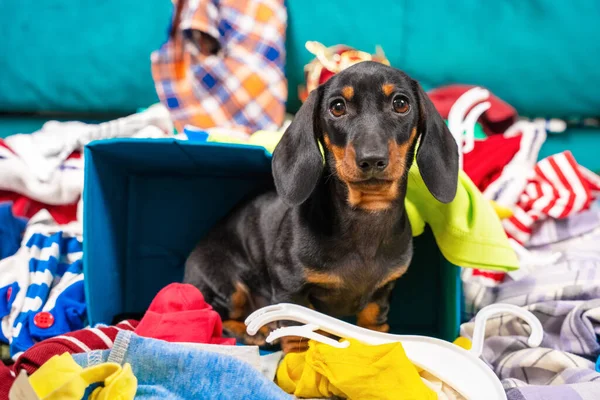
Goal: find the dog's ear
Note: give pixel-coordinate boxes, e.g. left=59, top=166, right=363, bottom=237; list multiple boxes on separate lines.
left=413, top=81, right=459, bottom=203
left=272, top=88, right=324, bottom=206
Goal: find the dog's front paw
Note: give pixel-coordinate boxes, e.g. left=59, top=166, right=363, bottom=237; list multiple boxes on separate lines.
left=279, top=336, right=310, bottom=354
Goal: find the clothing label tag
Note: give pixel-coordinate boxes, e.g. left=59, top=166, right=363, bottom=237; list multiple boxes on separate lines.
left=9, top=370, right=40, bottom=400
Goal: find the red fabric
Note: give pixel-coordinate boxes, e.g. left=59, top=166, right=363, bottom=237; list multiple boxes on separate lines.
left=0, top=192, right=78, bottom=224
left=0, top=141, right=14, bottom=153
left=503, top=151, right=600, bottom=244
left=135, top=283, right=236, bottom=345
left=470, top=269, right=506, bottom=283
left=0, top=364, right=13, bottom=399
left=0, top=320, right=138, bottom=399
left=428, top=84, right=517, bottom=135
left=462, top=134, right=523, bottom=192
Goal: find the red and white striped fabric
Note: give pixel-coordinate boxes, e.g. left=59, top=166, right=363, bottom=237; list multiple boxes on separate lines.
left=503, top=151, right=600, bottom=245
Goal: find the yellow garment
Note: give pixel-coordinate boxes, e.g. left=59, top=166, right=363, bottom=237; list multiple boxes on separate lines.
left=276, top=338, right=436, bottom=400
left=212, top=130, right=519, bottom=272
left=452, top=336, right=472, bottom=351
left=28, top=353, right=137, bottom=400
left=248, top=130, right=284, bottom=154
left=490, top=200, right=513, bottom=220
left=206, top=129, right=284, bottom=154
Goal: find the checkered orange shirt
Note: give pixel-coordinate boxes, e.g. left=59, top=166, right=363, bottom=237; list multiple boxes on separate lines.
left=151, top=0, right=287, bottom=134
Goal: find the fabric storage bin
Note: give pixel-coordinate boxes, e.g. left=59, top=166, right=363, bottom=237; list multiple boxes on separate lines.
left=83, top=139, right=462, bottom=341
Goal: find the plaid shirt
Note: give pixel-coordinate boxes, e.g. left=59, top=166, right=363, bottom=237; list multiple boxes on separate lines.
left=151, top=0, right=287, bottom=133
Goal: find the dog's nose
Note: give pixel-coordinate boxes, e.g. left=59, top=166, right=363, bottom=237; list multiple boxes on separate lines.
left=357, top=153, right=389, bottom=172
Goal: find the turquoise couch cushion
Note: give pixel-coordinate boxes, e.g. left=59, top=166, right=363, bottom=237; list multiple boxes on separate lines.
left=286, top=1, right=600, bottom=117
left=0, top=0, right=172, bottom=113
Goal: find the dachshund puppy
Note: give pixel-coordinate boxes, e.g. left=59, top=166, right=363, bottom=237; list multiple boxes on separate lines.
left=184, top=61, right=459, bottom=348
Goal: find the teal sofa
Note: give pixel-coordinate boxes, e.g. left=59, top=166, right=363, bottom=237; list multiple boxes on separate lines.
left=1, top=0, right=599, bottom=166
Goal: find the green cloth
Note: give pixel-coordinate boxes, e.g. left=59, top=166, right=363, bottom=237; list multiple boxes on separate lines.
left=406, top=161, right=518, bottom=272
left=208, top=130, right=519, bottom=272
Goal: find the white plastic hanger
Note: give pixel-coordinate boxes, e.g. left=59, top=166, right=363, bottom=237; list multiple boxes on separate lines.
left=246, top=303, right=543, bottom=400
left=447, top=86, right=491, bottom=171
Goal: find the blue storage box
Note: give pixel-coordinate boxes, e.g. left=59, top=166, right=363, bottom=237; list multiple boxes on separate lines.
left=83, top=139, right=462, bottom=341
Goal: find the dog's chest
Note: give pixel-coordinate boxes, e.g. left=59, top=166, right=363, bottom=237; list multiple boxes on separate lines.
left=337, top=243, right=408, bottom=286
left=304, top=246, right=409, bottom=316
left=305, top=234, right=412, bottom=295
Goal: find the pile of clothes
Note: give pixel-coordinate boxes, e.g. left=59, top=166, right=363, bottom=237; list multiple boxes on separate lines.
left=0, top=105, right=174, bottom=363
left=1, top=282, right=477, bottom=400
left=433, top=85, right=600, bottom=400
left=0, top=283, right=288, bottom=399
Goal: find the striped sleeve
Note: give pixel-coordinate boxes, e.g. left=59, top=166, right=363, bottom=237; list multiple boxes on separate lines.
left=503, top=151, right=600, bottom=245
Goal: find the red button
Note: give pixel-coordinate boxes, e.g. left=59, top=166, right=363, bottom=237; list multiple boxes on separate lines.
left=6, top=287, right=12, bottom=301
left=33, top=312, right=54, bottom=329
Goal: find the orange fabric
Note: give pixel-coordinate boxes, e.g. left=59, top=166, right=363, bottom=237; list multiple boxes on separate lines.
left=151, top=0, right=287, bottom=133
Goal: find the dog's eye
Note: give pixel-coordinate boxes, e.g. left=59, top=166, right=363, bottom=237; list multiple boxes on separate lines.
left=392, top=96, right=410, bottom=114
left=329, top=99, right=347, bottom=117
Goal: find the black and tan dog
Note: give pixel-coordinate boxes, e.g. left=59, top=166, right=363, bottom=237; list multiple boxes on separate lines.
left=184, top=61, right=459, bottom=350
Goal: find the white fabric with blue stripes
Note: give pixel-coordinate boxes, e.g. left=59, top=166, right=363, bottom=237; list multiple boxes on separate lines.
left=0, top=210, right=85, bottom=359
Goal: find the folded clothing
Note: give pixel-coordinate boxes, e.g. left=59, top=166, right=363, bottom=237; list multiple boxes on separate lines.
left=0, top=202, right=27, bottom=260
left=0, top=319, right=138, bottom=399
left=0, top=210, right=85, bottom=359
left=135, top=283, right=235, bottom=345
left=72, top=330, right=290, bottom=399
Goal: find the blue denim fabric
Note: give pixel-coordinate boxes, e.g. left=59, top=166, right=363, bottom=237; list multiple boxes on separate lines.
left=72, top=331, right=291, bottom=399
